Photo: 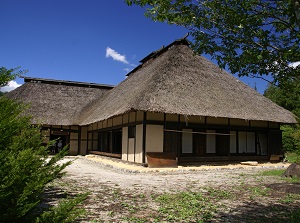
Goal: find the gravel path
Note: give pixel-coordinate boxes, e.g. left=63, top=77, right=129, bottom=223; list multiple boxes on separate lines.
left=62, top=156, right=286, bottom=193
left=49, top=156, right=299, bottom=222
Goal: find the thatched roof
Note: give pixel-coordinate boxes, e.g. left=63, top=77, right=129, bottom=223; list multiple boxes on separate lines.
left=5, top=77, right=113, bottom=125
left=78, top=37, right=296, bottom=125
left=5, top=37, right=296, bottom=126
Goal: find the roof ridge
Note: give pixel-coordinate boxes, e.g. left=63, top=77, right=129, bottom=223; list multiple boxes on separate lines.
left=21, top=76, right=114, bottom=89
left=126, top=34, right=190, bottom=77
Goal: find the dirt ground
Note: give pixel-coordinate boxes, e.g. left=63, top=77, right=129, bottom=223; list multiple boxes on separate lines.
left=46, top=156, right=300, bottom=223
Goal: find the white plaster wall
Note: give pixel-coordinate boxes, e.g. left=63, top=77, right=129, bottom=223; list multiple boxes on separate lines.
left=145, top=125, right=163, bottom=153
left=135, top=124, right=143, bottom=163
left=230, top=131, right=237, bottom=153
left=122, top=127, right=128, bottom=161
left=182, top=129, right=193, bottom=154
left=128, top=138, right=135, bottom=162
left=206, top=130, right=216, bottom=153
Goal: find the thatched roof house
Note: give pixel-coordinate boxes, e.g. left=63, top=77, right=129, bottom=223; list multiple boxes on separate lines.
left=5, top=36, right=297, bottom=165
left=6, top=77, right=113, bottom=125
left=78, top=37, right=296, bottom=125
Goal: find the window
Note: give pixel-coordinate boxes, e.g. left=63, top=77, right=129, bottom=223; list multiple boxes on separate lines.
left=128, top=126, right=136, bottom=138
left=257, top=133, right=268, bottom=155
left=98, top=129, right=122, bottom=154
left=238, top=131, right=256, bottom=154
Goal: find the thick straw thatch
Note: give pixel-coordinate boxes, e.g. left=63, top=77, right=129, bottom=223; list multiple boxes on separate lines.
left=5, top=77, right=113, bottom=125
left=78, top=38, right=296, bottom=125
left=5, top=38, right=296, bottom=126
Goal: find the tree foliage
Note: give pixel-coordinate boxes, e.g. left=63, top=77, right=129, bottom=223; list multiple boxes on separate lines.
left=264, top=80, right=300, bottom=119
left=0, top=66, right=26, bottom=88
left=264, top=80, right=300, bottom=157
left=0, top=68, right=86, bottom=222
left=126, top=0, right=300, bottom=84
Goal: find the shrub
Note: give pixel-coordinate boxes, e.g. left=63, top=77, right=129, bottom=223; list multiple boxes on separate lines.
left=0, top=96, right=85, bottom=222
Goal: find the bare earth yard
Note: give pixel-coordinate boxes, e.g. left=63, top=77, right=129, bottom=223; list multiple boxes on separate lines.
left=46, top=157, right=300, bottom=223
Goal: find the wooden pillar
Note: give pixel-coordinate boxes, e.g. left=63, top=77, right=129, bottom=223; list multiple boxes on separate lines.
left=177, top=114, right=181, bottom=163
left=86, top=131, right=89, bottom=154
left=228, top=118, right=230, bottom=156
left=142, top=112, right=147, bottom=164
left=77, top=126, right=81, bottom=155
left=163, top=113, right=166, bottom=153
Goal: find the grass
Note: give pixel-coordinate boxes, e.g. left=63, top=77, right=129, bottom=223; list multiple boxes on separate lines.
left=280, top=193, right=300, bottom=203
left=259, top=169, right=285, bottom=176
left=50, top=169, right=300, bottom=222
left=258, top=168, right=300, bottom=183
left=205, top=187, right=232, bottom=199
left=285, top=152, right=299, bottom=163
left=285, top=176, right=300, bottom=183
left=154, top=188, right=232, bottom=222
left=122, top=216, right=147, bottom=223
left=156, top=191, right=216, bottom=222
left=250, top=186, right=271, bottom=197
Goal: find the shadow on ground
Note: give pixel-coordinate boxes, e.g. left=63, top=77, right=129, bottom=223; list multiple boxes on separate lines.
left=214, top=182, right=300, bottom=223
left=268, top=182, right=300, bottom=194
left=40, top=186, right=78, bottom=210
left=215, top=201, right=299, bottom=223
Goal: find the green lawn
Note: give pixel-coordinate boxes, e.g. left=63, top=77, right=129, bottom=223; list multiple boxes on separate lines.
left=285, top=152, right=299, bottom=163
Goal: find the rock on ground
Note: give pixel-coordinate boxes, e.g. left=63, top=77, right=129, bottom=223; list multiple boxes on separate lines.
left=282, top=163, right=300, bottom=178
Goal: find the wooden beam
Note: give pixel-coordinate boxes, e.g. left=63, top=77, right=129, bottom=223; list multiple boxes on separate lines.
left=164, top=129, right=234, bottom=135
left=142, top=112, right=147, bottom=164
left=77, top=126, right=81, bottom=155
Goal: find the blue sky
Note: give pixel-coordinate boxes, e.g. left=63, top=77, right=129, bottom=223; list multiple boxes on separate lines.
left=0, top=0, right=269, bottom=93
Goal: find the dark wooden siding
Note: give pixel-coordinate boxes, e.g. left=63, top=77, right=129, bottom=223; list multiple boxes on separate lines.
left=268, top=130, right=283, bottom=155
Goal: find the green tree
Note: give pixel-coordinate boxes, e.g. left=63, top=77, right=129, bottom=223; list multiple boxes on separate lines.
left=0, top=67, right=86, bottom=222
left=126, top=0, right=300, bottom=84
left=0, top=66, right=26, bottom=88
left=264, top=80, right=300, bottom=119
left=264, top=80, right=300, bottom=160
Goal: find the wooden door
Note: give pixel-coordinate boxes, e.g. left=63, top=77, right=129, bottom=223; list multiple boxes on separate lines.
left=164, top=131, right=180, bottom=156
left=216, top=130, right=229, bottom=156
left=193, top=133, right=206, bottom=156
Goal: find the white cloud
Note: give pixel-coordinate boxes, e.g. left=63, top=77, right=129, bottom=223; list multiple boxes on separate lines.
left=106, top=47, right=129, bottom=64
left=0, top=80, right=22, bottom=92
left=290, top=61, right=300, bottom=68
left=124, top=68, right=131, bottom=73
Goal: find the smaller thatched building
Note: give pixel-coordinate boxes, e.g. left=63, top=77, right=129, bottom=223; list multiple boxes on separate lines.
left=6, top=36, right=297, bottom=165
left=6, top=77, right=114, bottom=155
